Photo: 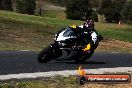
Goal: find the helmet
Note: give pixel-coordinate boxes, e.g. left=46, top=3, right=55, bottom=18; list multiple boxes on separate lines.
left=83, top=20, right=94, bottom=29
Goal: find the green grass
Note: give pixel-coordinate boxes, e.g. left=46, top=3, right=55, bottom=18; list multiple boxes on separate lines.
left=0, top=10, right=82, bottom=50
left=0, top=76, right=79, bottom=88
left=98, top=28, right=132, bottom=42
left=0, top=10, right=81, bottom=28
left=42, top=10, right=66, bottom=19
left=0, top=10, right=131, bottom=51
left=95, top=22, right=132, bottom=42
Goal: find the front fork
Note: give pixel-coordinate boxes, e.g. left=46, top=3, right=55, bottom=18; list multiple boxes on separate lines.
left=50, top=42, right=62, bottom=59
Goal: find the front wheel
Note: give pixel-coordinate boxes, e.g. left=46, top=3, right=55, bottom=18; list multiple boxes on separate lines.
left=37, top=46, right=53, bottom=63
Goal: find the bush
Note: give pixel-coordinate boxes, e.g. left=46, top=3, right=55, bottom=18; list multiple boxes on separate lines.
left=16, top=0, right=36, bottom=15
left=66, top=10, right=82, bottom=20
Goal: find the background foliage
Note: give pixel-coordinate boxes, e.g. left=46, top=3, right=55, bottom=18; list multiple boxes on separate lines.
left=16, top=0, right=36, bottom=15
left=0, top=0, right=132, bottom=23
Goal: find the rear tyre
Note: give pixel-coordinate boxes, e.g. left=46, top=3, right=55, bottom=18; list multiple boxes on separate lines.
left=75, top=56, right=86, bottom=63
left=75, top=51, right=94, bottom=63
left=37, top=46, right=53, bottom=63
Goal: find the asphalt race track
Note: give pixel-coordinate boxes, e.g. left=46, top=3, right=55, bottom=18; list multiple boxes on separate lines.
left=0, top=51, right=132, bottom=75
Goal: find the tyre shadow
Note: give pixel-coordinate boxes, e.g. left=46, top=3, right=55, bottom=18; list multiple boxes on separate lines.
left=56, top=60, right=106, bottom=65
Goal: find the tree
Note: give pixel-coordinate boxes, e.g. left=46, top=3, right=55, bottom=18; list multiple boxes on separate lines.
left=98, top=0, right=129, bottom=23
left=0, top=0, right=12, bottom=10
left=11, top=0, right=16, bottom=11
left=35, top=0, right=43, bottom=16
left=66, top=0, right=81, bottom=20
left=90, top=0, right=99, bottom=9
left=16, top=0, right=36, bottom=15
left=112, top=0, right=127, bottom=22
left=121, top=0, right=132, bottom=22
left=98, top=0, right=114, bottom=22
left=66, top=0, right=92, bottom=20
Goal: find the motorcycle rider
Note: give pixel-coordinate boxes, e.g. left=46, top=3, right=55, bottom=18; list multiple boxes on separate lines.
left=80, top=19, right=103, bottom=51
left=80, top=19, right=96, bottom=51
left=70, top=19, right=95, bottom=36
left=70, top=19, right=102, bottom=52
left=79, top=19, right=95, bottom=32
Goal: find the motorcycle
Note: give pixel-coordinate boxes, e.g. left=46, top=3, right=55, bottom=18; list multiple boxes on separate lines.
left=37, top=26, right=103, bottom=63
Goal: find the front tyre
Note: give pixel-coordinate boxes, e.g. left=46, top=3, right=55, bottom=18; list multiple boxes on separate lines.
left=37, top=46, right=53, bottom=63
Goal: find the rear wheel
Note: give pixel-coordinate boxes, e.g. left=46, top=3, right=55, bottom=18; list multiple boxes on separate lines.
left=75, top=51, right=94, bottom=63
left=75, top=55, right=86, bottom=63
left=37, top=46, right=53, bottom=63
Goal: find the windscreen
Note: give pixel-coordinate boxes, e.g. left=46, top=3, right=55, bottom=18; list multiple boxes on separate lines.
left=63, top=28, right=76, bottom=37
left=56, top=28, right=77, bottom=41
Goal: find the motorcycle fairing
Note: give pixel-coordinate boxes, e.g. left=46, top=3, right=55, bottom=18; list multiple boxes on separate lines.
left=56, top=28, right=77, bottom=41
